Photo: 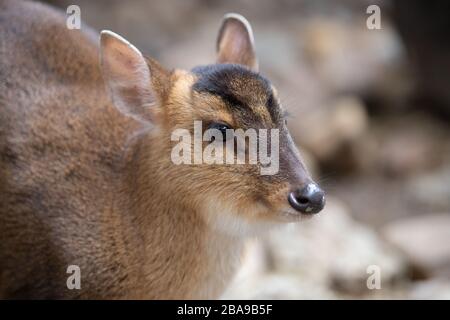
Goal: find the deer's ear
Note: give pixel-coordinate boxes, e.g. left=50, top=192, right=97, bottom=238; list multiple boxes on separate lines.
left=100, top=30, right=168, bottom=123
left=216, top=13, right=258, bottom=71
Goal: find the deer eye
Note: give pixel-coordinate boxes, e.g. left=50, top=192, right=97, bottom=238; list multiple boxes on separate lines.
left=207, top=122, right=233, bottom=141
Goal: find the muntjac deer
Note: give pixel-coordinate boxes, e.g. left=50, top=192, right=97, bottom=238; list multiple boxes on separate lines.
left=0, top=0, right=325, bottom=299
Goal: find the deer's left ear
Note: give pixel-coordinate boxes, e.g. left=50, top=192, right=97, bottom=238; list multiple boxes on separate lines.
left=216, top=13, right=258, bottom=71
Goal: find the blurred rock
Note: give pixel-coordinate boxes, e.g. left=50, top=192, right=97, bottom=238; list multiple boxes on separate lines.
left=222, top=273, right=337, bottom=299
left=408, top=279, right=450, bottom=300
left=160, top=25, right=216, bottom=69
left=382, top=214, right=450, bottom=278
left=256, top=26, right=303, bottom=83
left=377, top=132, right=442, bottom=178
left=49, top=0, right=208, bottom=56
left=332, top=175, right=419, bottom=227
left=227, top=197, right=409, bottom=298
left=406, top=167, right=450, bottom=212
left=222, top=239, right=338, bottom=299
left=353, top=114, right=450, bottom=177
left=289, top=96, right=368, bottom=163
left=302, top=18, right=404, bottom=95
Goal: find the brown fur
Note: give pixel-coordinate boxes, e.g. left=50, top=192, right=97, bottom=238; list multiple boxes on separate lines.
left=0, top=0, right=319, bottom=299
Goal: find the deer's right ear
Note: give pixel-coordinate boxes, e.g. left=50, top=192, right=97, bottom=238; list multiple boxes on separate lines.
left=100, top=30, right=168, bottom=124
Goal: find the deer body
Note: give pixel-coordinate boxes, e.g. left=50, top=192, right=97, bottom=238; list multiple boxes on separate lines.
left=0, top=0, right=325, bottom=299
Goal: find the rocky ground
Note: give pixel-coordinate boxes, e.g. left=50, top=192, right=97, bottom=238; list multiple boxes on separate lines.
left=47, top=0, right=450, bottom=299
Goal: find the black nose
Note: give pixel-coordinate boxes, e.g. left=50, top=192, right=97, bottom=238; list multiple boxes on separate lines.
left=288, top=183, right=325, bottom=214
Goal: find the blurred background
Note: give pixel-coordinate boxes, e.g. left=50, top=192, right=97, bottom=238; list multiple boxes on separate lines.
left=45, top=0, right=450, bottom=299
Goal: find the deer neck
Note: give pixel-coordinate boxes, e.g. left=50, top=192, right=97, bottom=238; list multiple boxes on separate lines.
left=119, top=132, right=244, bottom=298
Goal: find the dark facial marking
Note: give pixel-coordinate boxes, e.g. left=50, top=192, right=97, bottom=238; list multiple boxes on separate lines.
left=192, top=64, right=281, bottom=125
